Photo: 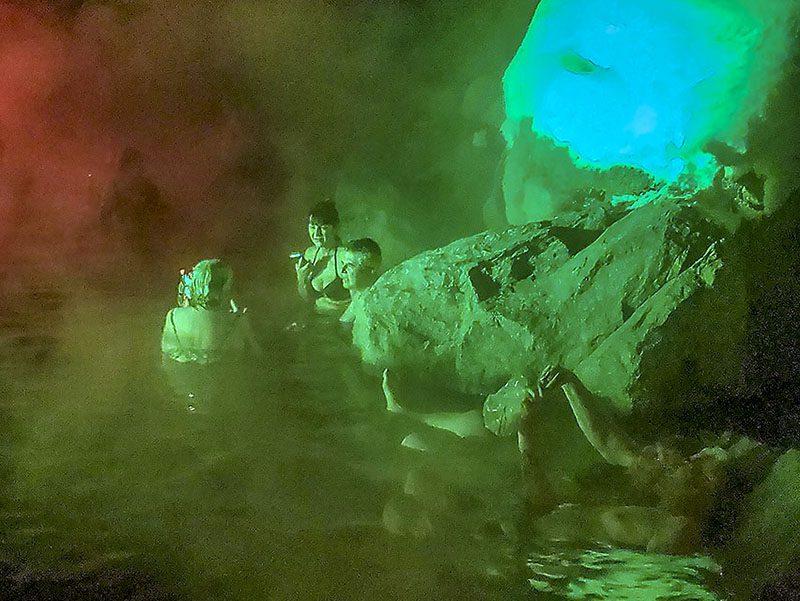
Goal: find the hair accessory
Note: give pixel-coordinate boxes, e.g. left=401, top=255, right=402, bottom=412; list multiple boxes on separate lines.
left=177, top=268, right=193, bottom=306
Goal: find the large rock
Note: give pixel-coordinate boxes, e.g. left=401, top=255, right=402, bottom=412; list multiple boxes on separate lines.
left=353, top=217, right=574, bottom=392
left=501, top=0, right=800, bottom=223
left=351, top=198, right=745, bottom=412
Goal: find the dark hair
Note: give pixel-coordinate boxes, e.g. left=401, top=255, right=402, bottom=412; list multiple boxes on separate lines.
left=308, top=200, right=339, bottom=227
left=119, top=147, right=145, bottom=169
left=346, top=238, right=382, bottom=261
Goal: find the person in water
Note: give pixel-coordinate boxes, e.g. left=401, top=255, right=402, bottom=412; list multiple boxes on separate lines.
left=100, top=147, right=170, bottom=262
left=518, top=365, right=775, bottom=553
left=382, top=369, right=487, bottom=439
left=294, top=200, right=350, bottom=315
left=161, top=258, right=261, bottom=364
left=338, top=238, right=382, bottom=325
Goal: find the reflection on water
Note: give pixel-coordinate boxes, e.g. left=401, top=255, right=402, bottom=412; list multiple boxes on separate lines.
left=528, top=546, right=723, bottom=601
left=0, top=276, right=727, bottom=600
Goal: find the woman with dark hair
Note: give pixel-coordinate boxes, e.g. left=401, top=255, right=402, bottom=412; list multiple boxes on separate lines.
left=294, top=200, right=350, bottom=314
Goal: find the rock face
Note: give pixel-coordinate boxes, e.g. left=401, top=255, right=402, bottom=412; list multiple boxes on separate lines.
left=501, top=0, right=800, bottom=223
left=351, top=198, right=746, bottom=413
left=726, top=450, right=800, bottom=598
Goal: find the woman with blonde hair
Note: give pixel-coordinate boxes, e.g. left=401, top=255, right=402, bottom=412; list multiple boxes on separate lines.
left=161, top=258, right=261, bottom=364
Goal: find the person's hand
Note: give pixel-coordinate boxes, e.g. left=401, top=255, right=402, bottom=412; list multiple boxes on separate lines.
left=295, top=257, right=312, bottom=282
left=229, top=298, right=247, bottom=314
left=315, top=296, right=349, bottom=314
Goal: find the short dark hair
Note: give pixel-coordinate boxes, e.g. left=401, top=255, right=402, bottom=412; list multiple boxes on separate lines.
left=346, top=238, right=381, bottom=261
left=308, top=200, right=339, bottom=227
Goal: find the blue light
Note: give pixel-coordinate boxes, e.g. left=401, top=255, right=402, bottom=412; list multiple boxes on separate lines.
left=503, top=0, right=773, bottom=184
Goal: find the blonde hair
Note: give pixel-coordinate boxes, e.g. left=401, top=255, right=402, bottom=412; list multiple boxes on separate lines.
left=186, top=259, right=233, bottom=309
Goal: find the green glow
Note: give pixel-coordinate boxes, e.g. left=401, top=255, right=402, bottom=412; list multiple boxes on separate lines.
left=503, top=0, right=795, bottom=186
left=528, top=547, right=722, bottom=600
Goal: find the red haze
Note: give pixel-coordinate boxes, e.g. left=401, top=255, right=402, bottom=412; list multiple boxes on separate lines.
left=0, top=3, right=253, bottom=269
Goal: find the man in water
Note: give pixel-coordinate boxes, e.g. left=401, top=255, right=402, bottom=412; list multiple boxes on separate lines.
left=338, top=238, right=382, bottom=325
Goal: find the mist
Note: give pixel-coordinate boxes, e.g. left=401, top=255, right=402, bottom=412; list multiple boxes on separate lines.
left=0, top=0, right=534, bottom=282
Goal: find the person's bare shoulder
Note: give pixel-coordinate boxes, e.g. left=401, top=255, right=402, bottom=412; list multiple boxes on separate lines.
left=171, top=306, right=214, bottom=330
left=169, top=306, right=191, bottom=320
left=339, top=302, right=355, bottom=324
left=162, top=307, right=175, bottom=331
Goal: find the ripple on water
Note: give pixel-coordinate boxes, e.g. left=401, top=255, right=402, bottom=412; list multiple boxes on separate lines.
left=527, top=545, right=725, bottom=601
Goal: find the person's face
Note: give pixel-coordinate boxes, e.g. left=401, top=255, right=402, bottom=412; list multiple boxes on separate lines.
left=340, top=251, right=377, bottom=291
left=308, top=218, right=336, bottom=249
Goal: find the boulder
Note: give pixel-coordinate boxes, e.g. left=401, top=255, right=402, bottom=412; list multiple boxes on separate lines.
left=352, top=217, right=575, bottom=393
left=352, top=198, right=743, bottom=413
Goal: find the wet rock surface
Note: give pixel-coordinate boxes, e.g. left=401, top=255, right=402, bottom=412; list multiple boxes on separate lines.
left=726, top=450, right=800, bottom=598
left=352, top=199, right=736, bottom=414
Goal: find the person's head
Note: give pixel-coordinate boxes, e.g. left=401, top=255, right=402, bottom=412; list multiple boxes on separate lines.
left=119, top=147, right=145, bottom=173
left=181, top=259, right=234, bottom=310
left=307, top=200, right=340, bottom=249
left=341, top=238, right=382, bottom=291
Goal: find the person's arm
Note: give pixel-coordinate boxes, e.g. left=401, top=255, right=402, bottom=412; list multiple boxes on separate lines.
left=160, top=308, right=179, bottom=356
left=295, top=257, right=315, bottom=301
left=553, top=368, right=638, bottom=467
left=314, top=296, right=350, bottom=315
left=381, top=370, right=485, bottom=438
left=517, top=382, right=558, bottom=513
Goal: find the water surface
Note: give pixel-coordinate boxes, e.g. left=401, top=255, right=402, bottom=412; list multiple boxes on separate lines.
left=0, top=274, right=726, bottom=600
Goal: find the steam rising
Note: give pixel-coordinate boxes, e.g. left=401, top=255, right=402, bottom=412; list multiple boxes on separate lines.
left=0, top=0, right=531, bottom=275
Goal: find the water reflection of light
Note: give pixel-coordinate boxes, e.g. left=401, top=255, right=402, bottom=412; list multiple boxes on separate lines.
left=528, top=545, right=723, bottom=600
